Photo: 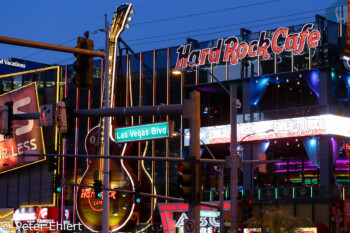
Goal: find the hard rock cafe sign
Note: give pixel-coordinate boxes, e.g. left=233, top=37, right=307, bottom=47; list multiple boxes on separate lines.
left=176, top=23, right=321, bottom=69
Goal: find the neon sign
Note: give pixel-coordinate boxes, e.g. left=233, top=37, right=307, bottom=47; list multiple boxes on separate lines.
left=175, top=212, right=219, bottom=232
left=176, top=23, right=321, bottom=69
left=184, top=114, right=350, bottom=146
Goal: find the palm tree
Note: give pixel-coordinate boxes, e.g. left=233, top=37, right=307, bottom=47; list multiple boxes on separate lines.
left=244, top=206, right=315, bottom=233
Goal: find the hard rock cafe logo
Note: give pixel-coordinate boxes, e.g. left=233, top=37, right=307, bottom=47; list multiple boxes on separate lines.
left=39, top=208, right=48, bottom=219
left=176, top=23, right=321, bottom=69
left=80, top=188, right=117, bottom=211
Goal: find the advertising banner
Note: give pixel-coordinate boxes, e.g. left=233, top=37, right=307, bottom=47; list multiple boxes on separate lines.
left=0, top=83, right=45, bottom=172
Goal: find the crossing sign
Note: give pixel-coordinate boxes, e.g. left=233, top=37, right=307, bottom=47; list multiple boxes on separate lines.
left=184, top=219, right=195, bottom=233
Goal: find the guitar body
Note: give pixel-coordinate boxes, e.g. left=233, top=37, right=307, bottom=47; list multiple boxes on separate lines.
left=76, top=126, right=138, bottom=232
left=75, top=3, right=155, bottom=232
left=137, top=141, right=156, bottom=225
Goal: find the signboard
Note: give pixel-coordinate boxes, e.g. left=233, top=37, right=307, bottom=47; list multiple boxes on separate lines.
left=184, top=114, right=350, bottom=146
left=0, top=83, right=45, bottom=173
left=184, top=220, right=195, bottom=233
left=200, top=211, right=219, bottom=218
left=325, top=0, right=347, bottom=24
left=295, top=228, right=317, bottom=233
left=176, top=23, right=321, bottom=69
left=244, top=229, right=261, bottom=233
left=159, top=202, right=229, bottom=233
left=115, top=121, right=173, bottom=143
left=13, top=207, right=76, bottom=232
left=0, top=58, right=26, bottom=69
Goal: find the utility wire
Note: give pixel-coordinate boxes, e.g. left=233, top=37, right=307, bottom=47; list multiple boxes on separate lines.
left=20, top=38, right=78, bottom=60
left=132, top=0, right=279, bottom=26
left=127, top=13, right=329, bottom=47
left=127, top=6, right=336, bottom=42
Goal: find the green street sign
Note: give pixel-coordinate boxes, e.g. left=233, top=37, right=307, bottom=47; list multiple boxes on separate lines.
left=200, top=211, right=219, bottom=218
left=115, top=121, right=174, bottom=143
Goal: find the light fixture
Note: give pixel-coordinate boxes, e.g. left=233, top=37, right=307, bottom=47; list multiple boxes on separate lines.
left=297, top=81, right=300, bottom=85
left=203, top=107, right=208, bottom=114
left=277, top=84, right=280, bottom=88
left=113, top=209, right=118, bottom=216
left=172, top=69, right=183, bottom=75
left=286, top=79, right=289, bottom=82
left=122, top=202, right=128, bottom=210
left=276, top=77, right=279, bottom=80
left=299, top=74, right=302, bottom=78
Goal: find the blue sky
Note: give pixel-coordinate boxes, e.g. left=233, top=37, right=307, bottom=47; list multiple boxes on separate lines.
left=0, top=0, right=345, bottom=65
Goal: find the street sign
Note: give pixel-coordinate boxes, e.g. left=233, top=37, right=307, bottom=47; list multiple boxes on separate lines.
left=115, top=121, right=174, bottom=143
left=184, top=219, right=195, bottom=233
left=200, top=210, right=219, bottom=218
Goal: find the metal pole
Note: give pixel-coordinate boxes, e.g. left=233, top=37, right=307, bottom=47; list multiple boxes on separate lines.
left=60, top=66, right=68, bottom=224
left=230, top=85, right=238, bottom=232
left=102, top=14, right=110, bottom=233
left=188, top=91, right=201, bottom=233
left=73, top=87, right=80, bottom=225
left=219, top=165, right=225, bottom=233
left=0, top=35, right=105, bottom=57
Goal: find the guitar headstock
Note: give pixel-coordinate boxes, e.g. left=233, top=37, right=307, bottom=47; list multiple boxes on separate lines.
left=110, top=3, right=133, bottom=41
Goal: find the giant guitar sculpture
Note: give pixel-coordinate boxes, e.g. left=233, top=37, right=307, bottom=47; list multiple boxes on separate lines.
left=76, top=4, right=139, bottom=232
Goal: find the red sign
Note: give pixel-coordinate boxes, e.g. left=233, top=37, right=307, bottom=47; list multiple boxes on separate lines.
left=36, top=207, right=59, bottom=228
left=0, top=83, right=45, bottom=172
left=176, top=23, right=321, bottom=69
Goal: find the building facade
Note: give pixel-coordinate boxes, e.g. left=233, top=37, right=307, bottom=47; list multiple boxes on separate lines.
left=0, top=16, right=349, bottom=233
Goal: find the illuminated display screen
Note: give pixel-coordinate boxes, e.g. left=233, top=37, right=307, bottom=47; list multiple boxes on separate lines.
left=184, top=114, right=350, bottom=146
left=0, top=83, right=45, bottom=173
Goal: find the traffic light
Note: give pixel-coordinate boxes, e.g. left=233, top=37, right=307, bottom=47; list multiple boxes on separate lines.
left=241, top=198, right=253, bottom=222
left=55, top=101, right=67, bottom=134
left=74, top=36, right=94, bottom=90
left=0, top=105, right=8, bottom=135
left=93, top=179, right=103, bottom=198
left=177, top=157, right=197, bottom=202
left=53, top=174, right=62, bottom=193
left=133, top=186, right=141, bottom=204
left=3, top=101, right=13, bottom=138
left=48, top=156, right=58, bottom=172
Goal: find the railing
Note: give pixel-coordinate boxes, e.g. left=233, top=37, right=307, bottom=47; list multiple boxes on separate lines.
left=201, top=185, right=347, bottom=202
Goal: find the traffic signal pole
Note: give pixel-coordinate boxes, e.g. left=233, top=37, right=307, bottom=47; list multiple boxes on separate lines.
left=101, top=14, right=110, bottom=233
left=0, top=36, right=105, bottom=57
left=184, top=91, right=201, bottom=233
left=230, top=85, right=238, bottom=232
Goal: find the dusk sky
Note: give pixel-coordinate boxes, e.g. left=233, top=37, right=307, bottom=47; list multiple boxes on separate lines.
left=0, top=0, right=346, bottom=65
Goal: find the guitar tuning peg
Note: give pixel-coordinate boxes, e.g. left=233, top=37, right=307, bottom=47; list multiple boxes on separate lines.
left=127, top=17, right=132, bottom=22
left=130, top=10, right=135, bottom=15
left=125, top=24, right=130, bottom=29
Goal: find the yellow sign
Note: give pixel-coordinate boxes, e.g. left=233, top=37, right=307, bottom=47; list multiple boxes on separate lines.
left=295, top=228, right=317, bottom=233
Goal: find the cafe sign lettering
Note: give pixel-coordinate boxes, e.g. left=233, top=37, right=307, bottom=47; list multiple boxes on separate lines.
left=176, top=23, right=321, bottom=68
